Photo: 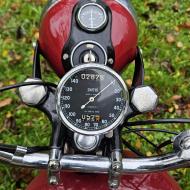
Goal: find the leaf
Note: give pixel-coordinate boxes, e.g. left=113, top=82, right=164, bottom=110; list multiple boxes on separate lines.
left=3, top=115, right=18, bottom=134
left=176, top=41, right=184, bottom=48
left=2, top=50, right=8, bottom=58
left=172, top=2, right=180, bottom=12
left=135, top=139, right=141, bottom=149
left=187, top=7, right=190, bottom=13
left=161, top=61, right=175, bottom=73
left=146, top=151, right=152, bottom=157
left=125, top=79, right=132, bottom=87
left=171, top=95, right=182, bottom=101
left=0, top=98, right=12, bottom=108
left=168, top=107, right=174, bottom=113
left=178, top=21, right=190, bottom=30
left=10, top=2, right=21, bottom=11
left=166, top=33, right=176, bottom=43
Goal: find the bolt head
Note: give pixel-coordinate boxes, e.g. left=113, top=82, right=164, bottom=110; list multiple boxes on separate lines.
left=108, top=58, right=114, bottom=65
left=131, top=86, right=158, bottom=112
left=18, top=78, right=47, bottom=106
left=49, top=176, right=59, bottom=185
left=63, top=53, right=69, bottom=60
left=49, top=160, right=60, bottom=170
left=109, top=179, right=119, bottom=189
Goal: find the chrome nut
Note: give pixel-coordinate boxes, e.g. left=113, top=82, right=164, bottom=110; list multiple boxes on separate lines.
left=131, top=86, right=158, bottom=113
left=18, top=78, right=47, bottom=106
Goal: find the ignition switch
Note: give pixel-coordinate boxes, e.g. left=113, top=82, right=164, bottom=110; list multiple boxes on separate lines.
left=82, top=50, right=97, bottom=63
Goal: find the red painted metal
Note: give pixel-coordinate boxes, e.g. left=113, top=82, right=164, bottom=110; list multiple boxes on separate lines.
left=39, top=0, right=78, bottom=77
left=104, top=0, right=138, bottom=72
left=27, top=171, right=181, bottom=190
left=39, top=0, right=138, bottom=77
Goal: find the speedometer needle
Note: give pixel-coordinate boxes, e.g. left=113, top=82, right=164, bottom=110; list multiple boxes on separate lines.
left=81, top=80, right=115, bottom=110
left=90, top=9, right=93, bottom=28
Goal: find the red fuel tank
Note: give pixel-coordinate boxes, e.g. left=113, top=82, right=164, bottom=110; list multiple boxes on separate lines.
left=39, top=0, right=138, bottom=77
left=27, top=171, right=181, bottom=190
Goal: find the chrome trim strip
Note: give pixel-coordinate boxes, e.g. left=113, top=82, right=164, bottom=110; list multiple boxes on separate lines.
left=115, top=0, right=138, bottom=26
left=41, top=0, right=62, bottom=18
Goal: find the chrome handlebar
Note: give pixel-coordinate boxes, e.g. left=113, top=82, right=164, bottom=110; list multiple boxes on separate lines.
left=0, top=151, right=189, bottom=174
left=0, top=131, right=190, bottom=189
left=0, top=130, right=190, bottom=174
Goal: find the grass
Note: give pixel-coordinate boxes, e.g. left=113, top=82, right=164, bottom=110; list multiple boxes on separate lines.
left=0, top=0, right=190, bottom=189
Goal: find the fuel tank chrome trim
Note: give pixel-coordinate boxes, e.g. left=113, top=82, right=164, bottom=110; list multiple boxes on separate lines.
left=115, top=0, right=138, bottom=25
left=41, top=0, right=62, bottom=18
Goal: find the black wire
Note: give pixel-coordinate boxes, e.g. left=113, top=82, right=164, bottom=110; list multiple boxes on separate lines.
left=27, top=146, right=50, bottom=154
left=0, top=81, right=57, bottom=93
left=125, top=126, right=158, bottom=149
left=126, top=119, right=190, bottom=126
left=122, top=138, right=145, bottom=157
left=0, top=144, right=49, bottom=154
left=32, top=41, right=42, bottom=79
left=156, top=140, right=172, bottom=151
left=123, top=128, right=178, bottom=135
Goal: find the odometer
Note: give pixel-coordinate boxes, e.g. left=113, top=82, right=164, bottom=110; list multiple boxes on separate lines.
left=56, top=64, right=129, bottom=135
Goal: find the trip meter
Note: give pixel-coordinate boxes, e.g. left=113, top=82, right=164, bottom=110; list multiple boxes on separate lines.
left=77, top=3, right=107, bottom=31
left=56, top=64, right=129, bottom=135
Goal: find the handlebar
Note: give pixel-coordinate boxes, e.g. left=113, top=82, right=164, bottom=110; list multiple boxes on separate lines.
left=0, top=151, right=188, bottom=174
left=0, top=130, right=190, bottom=174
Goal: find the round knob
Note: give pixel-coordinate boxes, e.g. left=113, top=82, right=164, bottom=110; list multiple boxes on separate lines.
left=74, top=133, right=99, bottom=152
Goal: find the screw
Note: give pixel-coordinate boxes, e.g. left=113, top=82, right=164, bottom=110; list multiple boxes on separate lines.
left=108, top=58, right=114, bottom=65
left=63, top=53, right=69, bottom=60
left=112, top=163, right=122, bottom=171
left=49, top=160, right=60, bottom=170
left=49, top=176, right=58, bottom=185
left=109, top=179, right=119, bottom=189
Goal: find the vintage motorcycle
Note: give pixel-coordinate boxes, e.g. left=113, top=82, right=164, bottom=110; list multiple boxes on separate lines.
left=0, top=0, right=190, bottom=189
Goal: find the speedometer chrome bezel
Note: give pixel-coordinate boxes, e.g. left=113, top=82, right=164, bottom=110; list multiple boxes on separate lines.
left=77, top=3, right=108, bottom=32
left=56, top=63, right=129, bottom=136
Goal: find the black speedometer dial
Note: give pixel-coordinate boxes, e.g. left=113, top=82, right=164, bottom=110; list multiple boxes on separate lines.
left=56, top=64, right=128, bottom=135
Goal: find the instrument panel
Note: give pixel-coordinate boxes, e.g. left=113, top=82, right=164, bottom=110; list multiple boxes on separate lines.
left=56, top=64, right=128, bottom=135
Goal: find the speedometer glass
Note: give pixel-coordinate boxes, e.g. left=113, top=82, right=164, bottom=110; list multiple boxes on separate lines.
left=77, top=3, right=107, bottom=31
left=56, top=64, right=128, bottom=135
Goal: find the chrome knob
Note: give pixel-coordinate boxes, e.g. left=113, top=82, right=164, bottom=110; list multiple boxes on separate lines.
left=74, top=133, right=99, bottom=152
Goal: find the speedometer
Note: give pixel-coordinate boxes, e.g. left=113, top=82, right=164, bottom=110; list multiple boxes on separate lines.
left=77, top=3, right=107, bottom=31
left=56, top=64, right=129, bottom=135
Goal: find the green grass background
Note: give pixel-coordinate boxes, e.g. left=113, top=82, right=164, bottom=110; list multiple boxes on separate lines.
left=0, top=0, right=190, bottom=189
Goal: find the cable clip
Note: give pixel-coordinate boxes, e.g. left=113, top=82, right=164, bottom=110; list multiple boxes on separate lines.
left=12, top=146, right=27, bottom=163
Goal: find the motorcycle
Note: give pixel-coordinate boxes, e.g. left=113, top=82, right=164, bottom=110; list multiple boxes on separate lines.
left=0, top=0, right=190, bottom=189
